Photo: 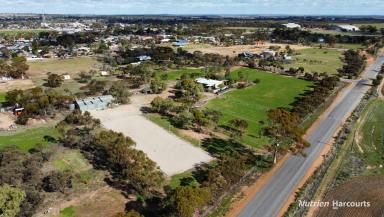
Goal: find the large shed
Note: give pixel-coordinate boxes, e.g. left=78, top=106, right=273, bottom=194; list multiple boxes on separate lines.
left=74, top=95, right=114, bottom=112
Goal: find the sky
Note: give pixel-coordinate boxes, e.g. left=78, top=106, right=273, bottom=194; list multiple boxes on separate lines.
left=0, top=0, right=383, bottom=15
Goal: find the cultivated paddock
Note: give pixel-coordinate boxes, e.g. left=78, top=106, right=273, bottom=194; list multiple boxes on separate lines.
left=90, top=96, right=212, bottom=176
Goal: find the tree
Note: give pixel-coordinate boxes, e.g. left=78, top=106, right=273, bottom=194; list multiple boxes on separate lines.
left=107, top=81, right=132, bottom=104
left=46, top=73, right=64, bottom=88
left=150, top=97, right=174, bottom=114
left=172, top=111, right=194, bottom=129
left=5, top=89, right=24, bottom=105
left=175, top=79, right=203, bottom=104
left=78, top=71, right=93, bottom=83
left=150, top=78, right=167, bottom=94
left=0, top=184, right=26, bottom=217
left=265, top=108, right=306, bottom=152
left=327, top=35, right=337, bottom=47
left=15, top=113, right=29, bottom=125
left=170, top=186, right=211, bottom=217
left=43, top=171, right=73, bottom=193
left=10, top=57, right=29, bottom=79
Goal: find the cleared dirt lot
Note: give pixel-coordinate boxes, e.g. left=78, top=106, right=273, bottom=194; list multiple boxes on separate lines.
left=90, top=94, right=212, bottom=176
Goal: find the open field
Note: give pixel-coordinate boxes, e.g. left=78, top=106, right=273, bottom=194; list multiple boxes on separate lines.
left=284, top=48, right=343, bottom=74
left=309, top=28, right=374, bottom=36
left=90, top=94, right=212, bottom=176
left=315, top=175, right=384, bottom=217
left=355, top=99, right=384, bottom=168
left=0, top=125, right=58, bottom=151
left=353, top=23, right=384, bottom=29
left=0, top=28, right=50, bottom=36
left=184, top=42, right=309, bottom=57
left=27, top=57, right=101, bottom=79
left=0, top=92, right=5, bottom=103
left=27, top=57, right=103, bottom=94
left=333, top=43, right=365, bottom=50
left=205, top=68, right=313, bottom=148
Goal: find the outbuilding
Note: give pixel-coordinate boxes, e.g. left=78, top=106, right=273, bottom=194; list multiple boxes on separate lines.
left=282, top=23, right=301, bottom=29
left=335, top=25, right=360, bottom=32
left=73, top=95, right=114, bottom=112
left=195, top=77, right=226, bottom=93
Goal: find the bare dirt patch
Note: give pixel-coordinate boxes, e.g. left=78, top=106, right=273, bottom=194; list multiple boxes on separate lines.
left=315, top=176, right=384, bottom=217
left=0, top=113, right=15, bottom=130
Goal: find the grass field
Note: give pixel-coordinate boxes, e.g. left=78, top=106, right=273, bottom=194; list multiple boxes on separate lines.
left=27, top=57, right=102, bottom=94
left=353, top=23, right=384, bottom=29
left=28, top=57, right=101, bottom=78
left=0, top=126, right=58, bottom=151
left=284, top=48, right=343, bottom=74
left=205, top=68, right=313, bottom=148
left=356, top=100, right=384, bottom=168
left=0, top=29, right=50, bottom=36
left=0, top=92, right=5, bottom=103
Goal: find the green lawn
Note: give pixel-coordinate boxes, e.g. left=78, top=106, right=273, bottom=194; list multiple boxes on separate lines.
left=160, top=68, right=205, bottom=81
left=357, top=100, right=384, bottom=167
left=284, top=48, right=343, bottom=74
left=58, top=206, right=76, bottom=217
left=169, top=171, right=199, bottom=189
left=205, top=68, right=313, bottom=148
left=0, top=92, right=5, bottom=103
left=0, top=126, right=58, bottom=151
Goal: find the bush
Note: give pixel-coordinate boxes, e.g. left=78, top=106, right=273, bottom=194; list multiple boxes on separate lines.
left=43, top=171, right=73, bottom=193
left=15, top=114, right=29, bottom=125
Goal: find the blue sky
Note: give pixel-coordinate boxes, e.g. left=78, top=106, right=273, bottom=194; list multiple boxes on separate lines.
left=0, top=0, right=383, bottom=15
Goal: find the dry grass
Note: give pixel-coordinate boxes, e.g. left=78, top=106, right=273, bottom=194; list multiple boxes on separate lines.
left=27, top=57, right=101, bottom=79
left=184, top=43, right=309, bottom=57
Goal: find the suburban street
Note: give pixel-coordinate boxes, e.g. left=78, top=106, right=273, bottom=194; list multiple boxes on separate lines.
left=238, top=54, right=384, bottom=217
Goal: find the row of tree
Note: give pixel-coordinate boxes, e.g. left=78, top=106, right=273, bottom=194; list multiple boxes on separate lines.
left=338, top=49, right=366, bottom=77
left=56, top=110, right=165, bottom=198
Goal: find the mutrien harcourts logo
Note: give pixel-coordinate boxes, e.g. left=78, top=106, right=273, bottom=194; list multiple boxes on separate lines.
left=298, top=200, right=371, bottom=209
